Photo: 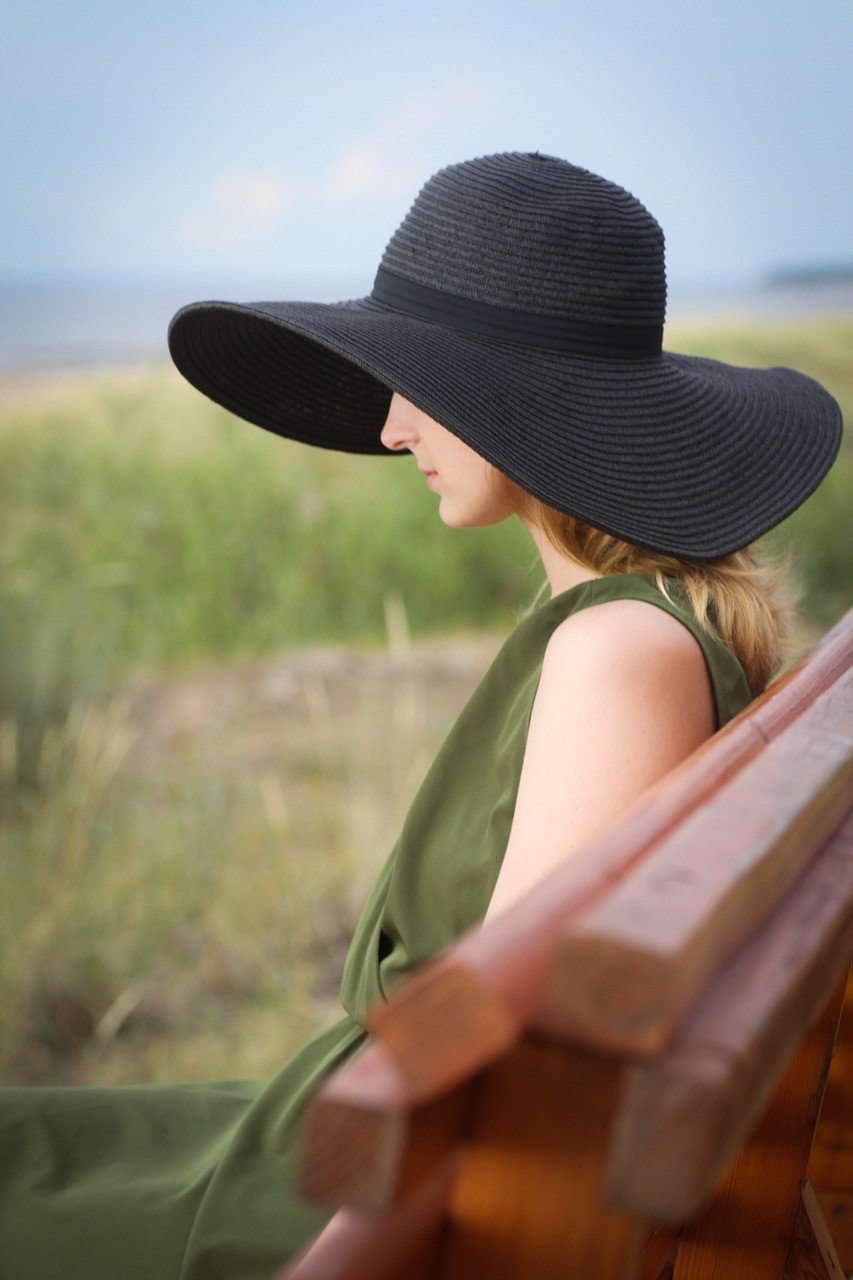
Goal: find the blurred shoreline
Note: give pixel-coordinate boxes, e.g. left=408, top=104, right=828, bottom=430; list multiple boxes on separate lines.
left=2, top=276, right=852, bottom=382
left=0, top=360, right=172, bottom=414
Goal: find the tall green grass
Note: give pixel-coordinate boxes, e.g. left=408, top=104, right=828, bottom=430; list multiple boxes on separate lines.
left=2, top=370, right=533, bottom=656
left=0, top=370, right=535, bottom=793
left=1, top=317, right=851, bottom=1084
left=0, top=643, right=464, bottom=1083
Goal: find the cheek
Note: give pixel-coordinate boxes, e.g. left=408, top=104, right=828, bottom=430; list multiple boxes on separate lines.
left=485, top=464, right=523, bottom=518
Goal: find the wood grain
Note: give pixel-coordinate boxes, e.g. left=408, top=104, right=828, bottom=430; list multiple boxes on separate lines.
left=300, top=1038, right=470, bottom=1212
left=666, top=987, right=843, bottom=1279
left=635, top=1224, right=681, bottom=1280
left=813, top=1190, right=853, bottom=1272
left=438, top=1038, right=643, bottom=1280
left=275, top=1157, right=456, bottom=1280
left=810, top=973, right=853, bottom=1270
left=810, top=975, right=853, bottom=1187
left=785, top=1180, right=847, bottom=1279
left=608, top=819, right=853, bottom=1219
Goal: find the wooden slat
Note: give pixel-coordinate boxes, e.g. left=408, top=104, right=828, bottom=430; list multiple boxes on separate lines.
left=666, top=985, right=843, bottom=1279
left=368, top=615, right=853, bottom=1095
left=784, top=1180, right=847, bottom=1279
left=437, top=1038, right=643, bottom=1280
left=300, top=1039, right=470, bottom=1212
left=810, top=973, right=853, bottom=1269
left=813, top=1190, right=853, bottom=1271
left=608, top=819, right=853, bottom=1220
left=542, top=674, right=853, bottom=1053
left=275, top=1157, right=456, bottom=1280
left=635, top=1225, right=681, bottom=1280
left=810, top=975, right=853, bottom=1188
left=760, top=610, right=853, bottom=723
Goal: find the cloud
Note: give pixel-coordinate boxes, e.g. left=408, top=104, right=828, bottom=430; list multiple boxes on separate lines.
left=178, top=75, right=493, bottom=253
left=179, top=171, right=297, bottom=251
left=322, top=141, right=389, bottom=200
left=212, top=172, right=296, bottom=221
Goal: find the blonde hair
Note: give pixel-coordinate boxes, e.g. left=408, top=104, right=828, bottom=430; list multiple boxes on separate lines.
left=508, top=487, right=795, bottom=696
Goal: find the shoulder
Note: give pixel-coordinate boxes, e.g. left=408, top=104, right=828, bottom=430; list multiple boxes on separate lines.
left=545, top=593, right=707, bottom=682
left=537, top=592, right=715, bottom=738
left=484, top=591, right=716, bottom=921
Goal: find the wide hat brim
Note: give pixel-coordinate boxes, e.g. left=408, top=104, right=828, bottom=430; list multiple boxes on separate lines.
left=168, top=293, right=842, bottom=560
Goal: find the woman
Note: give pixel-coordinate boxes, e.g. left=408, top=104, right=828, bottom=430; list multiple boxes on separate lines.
left=0, top=152, right=842, bottom=1279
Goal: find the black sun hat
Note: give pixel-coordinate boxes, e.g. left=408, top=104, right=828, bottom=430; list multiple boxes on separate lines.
left=168, top=151, right=843, bottom=560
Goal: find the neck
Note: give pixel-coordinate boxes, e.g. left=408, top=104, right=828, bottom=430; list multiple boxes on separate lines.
left=521, top=517, right=602, bottom=597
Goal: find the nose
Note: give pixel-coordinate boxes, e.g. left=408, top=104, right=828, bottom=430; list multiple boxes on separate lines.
left=380, top=393, right=419, bottom=452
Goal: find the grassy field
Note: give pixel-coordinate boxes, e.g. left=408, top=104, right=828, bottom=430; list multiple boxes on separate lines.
left=1, top=316, right=851, bottom=1086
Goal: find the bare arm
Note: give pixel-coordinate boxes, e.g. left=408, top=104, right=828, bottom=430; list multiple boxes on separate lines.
left=484, top=598, right=716, bottom=923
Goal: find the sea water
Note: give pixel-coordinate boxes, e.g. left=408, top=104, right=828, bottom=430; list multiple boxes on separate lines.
left=1, top=275, right=852, bottom=374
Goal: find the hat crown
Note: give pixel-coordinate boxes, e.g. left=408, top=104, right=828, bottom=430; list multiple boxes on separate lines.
left=380, top=152, right=667, bottom=327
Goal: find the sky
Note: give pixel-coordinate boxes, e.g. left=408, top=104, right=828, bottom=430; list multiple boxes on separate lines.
left=2, top=0, right=852, bottom=299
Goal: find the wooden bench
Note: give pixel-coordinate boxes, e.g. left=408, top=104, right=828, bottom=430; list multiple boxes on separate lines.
left=276, top=606, right=853, bottom=1280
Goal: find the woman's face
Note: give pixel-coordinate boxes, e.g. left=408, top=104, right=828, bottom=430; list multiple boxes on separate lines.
left=380, top=394, right=515, bottom=529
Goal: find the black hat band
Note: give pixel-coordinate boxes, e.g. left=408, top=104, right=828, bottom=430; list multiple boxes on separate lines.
left=371, top=266, right=664, bottom=360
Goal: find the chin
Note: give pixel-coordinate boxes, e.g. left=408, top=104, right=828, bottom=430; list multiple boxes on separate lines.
left=439, top=504, right=508, bottom=530
left=439, top=502, right=475, bottom=529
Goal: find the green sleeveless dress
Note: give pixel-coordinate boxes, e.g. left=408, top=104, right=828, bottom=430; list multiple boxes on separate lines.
left=0, top=574, right=750, bottom=1280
